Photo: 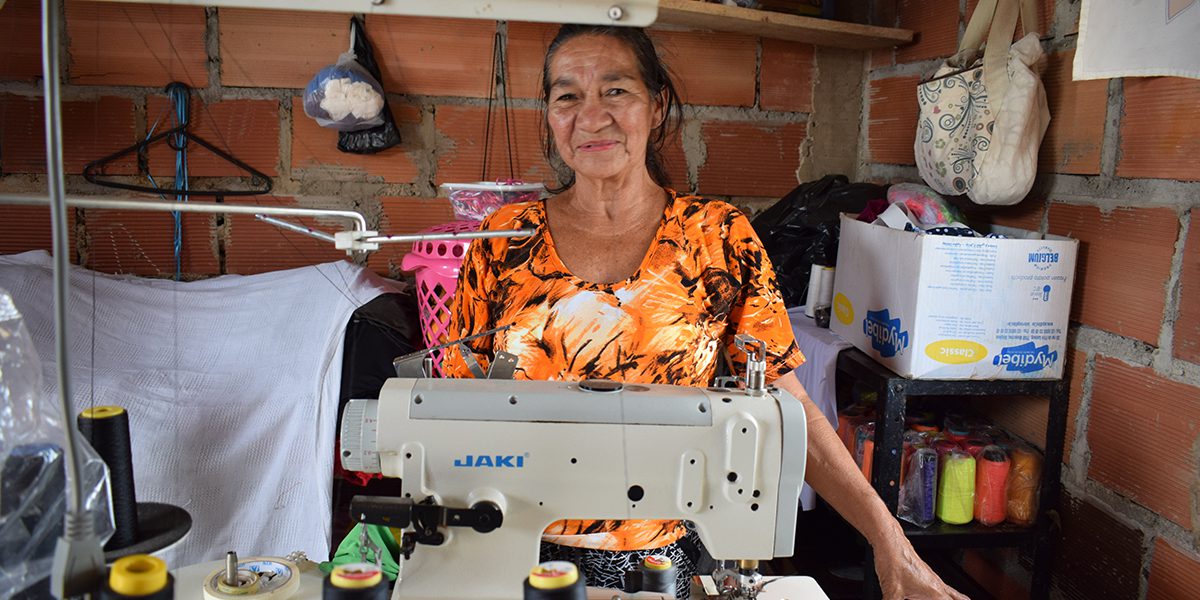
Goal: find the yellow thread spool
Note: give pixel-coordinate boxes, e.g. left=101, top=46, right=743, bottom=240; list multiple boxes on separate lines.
left=109, top=555, right=168, bottom=597
left=81, top=405, right=126, bottom=419
left=936, top=452, right=976, bottom=525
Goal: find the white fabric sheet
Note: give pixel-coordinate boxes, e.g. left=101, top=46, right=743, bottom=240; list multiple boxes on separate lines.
left=0, top=251, right=395, bottom=567
left=1075, top=0, right=1200, bottom=80
left=787, top=307, right=852, bottom=510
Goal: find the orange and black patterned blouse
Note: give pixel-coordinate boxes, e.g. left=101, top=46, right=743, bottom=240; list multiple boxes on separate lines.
left=445, top=190, right=804, bottom=551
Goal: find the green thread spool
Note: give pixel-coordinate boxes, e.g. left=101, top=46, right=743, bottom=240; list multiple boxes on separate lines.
left=936, top=451, right=976, bottom=525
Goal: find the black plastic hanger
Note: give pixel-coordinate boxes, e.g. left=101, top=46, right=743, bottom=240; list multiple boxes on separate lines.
left=82, top=82, right=272, bottom=199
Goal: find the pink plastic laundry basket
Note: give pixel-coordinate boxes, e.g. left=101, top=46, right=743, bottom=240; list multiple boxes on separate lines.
left=400, top=221, right=479, bottom=378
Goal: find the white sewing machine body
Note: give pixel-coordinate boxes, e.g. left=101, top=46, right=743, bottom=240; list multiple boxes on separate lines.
left=340, top=376, right=807, bottom=600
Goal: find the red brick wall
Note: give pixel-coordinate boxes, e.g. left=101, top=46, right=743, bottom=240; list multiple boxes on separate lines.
left=864, top=0, right=1200, bottom=597
left=0, top=1, right=816, bottom=278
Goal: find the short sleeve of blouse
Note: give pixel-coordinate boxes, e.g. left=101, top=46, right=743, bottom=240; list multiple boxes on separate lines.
left=720, top=209, right=805, bottom=382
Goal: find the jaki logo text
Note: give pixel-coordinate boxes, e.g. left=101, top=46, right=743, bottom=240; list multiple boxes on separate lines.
left=863, top=309, right=909, bottom=358
left=1028, top=246, right=1059, bottom=271
left=453, top=454, right=526, bottom=468
left=992, top=342, right=1058, bottom=374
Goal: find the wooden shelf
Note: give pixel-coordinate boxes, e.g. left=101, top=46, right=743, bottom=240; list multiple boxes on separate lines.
left=655, top=0, right=913, bottom=50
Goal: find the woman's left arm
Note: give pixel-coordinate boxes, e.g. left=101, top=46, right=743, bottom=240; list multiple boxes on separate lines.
left=772, top=371, right=970, bottom=600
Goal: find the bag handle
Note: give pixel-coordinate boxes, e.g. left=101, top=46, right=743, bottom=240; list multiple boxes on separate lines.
left=961, top=0, right=1039, bottom=52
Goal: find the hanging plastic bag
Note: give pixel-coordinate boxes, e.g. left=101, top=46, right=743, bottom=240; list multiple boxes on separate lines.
left=337, top=17, right=402, bottom=154
left=303, top=54, right=386, bottom=132
left=0, top=289, right=114, bottom=598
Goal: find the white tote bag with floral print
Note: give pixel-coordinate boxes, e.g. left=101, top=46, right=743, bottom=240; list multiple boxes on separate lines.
left=914, top=0, right=1050, bottom=206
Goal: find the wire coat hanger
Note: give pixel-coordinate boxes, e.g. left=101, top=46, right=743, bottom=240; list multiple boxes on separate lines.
left=82, top=82, right=273, bottom=199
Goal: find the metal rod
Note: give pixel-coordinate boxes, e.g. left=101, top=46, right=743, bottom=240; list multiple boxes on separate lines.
left=41, top=0, right=82, bottom=520
left=225, top=551, right=238, bottom=586
left=254, top=215, right=336, bottom=242
left=0, top=193, right=370, bottom=233
left=364, top=229, right=535, bottom=244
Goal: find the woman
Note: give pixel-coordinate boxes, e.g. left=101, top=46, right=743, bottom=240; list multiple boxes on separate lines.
left=446, top=24, right=968, bottom=600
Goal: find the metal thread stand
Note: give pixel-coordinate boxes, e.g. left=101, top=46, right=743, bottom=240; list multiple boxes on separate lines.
left=835, top=348, right=1069, bottom=600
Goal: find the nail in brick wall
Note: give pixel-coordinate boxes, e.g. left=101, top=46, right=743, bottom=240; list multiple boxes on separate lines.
left=1146, top=538, right=1200, bottom=600
left=66, top=1, right=207, bottom=88
left=1052, top=491, right=1145, bottom=600
left=1046, top=203, right=1179, bottom=345
left=367, top=197, right=457, bottom=276
left=366, top=16, right=496, bottom=99
left=760, top=40, right=815, bottom=113
left=1118, top=77, right=1200, bottom=182
left=1175, top=213, right=1200, bottom=363
left=648, top=30, right=757, bottom=107
left=1086, top=357, right=1200, bottom=529
left=0, top=94, right=137, bottom=175
left=0, top=0, right=42, bottom=81
left=146, top=97, right=280, bottom=178
left=219, top=9, right=348, bottom=89
left=223, top=196, right=348, bottom=275
left=1039, top=50, right=1106, bottom=175
left=866, top=76, right=919, bottom=165
left=291, top=98, right=422, bottom=183
left=697, top=120, right=806, bottom=197
left=84, top=209, right=216, bottom=276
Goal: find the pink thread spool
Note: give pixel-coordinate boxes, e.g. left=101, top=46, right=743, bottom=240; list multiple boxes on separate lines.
left=401, top=221, right=479, bottom=377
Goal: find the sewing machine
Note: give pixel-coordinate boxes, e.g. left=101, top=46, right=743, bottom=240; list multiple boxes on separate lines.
left=337, top=338, right=810, bottom=600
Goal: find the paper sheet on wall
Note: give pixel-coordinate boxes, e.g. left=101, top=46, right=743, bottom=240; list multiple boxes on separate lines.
left=1075, top=0, right=1200, bottom=80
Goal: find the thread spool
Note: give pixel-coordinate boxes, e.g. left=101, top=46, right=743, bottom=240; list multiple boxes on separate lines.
left=323, top=563, right=387, bottom=600
left=837, top=406, right=870, bottom=452
left=898, top=446, right=938, bottom=528
left=102, top=554, right=173, bottom=600
left=77, top=405, right=139, bottom=549
left=933, top=439, right=961, bottom=457
left=203, top=557, right=299, bottom=600
left=638, top=555, right=677, bottom=596
left=936, top=451, right=975, bottom=525
left=1007, top=446, right=1043, bottom=526
left=524, top=561, right=586, bottom=600
left=962, top=438, right=989, bottom=458
left=854, top=422, right=875, bottom=482
left=974, top=446, right=1010, bottom=526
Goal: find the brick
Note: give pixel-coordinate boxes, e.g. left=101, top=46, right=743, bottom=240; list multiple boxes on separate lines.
left=866, top=76, right=919, bottom=165
left=961, top=197, right=1045, bottom=233
left=966, top=0, right=1054, bottom=39
left=291, top=98, right=421, bottom=183
left=146, top=97, right=279, bottom=178
left=697, top=120, right=805, bottom=198
left=760, top=40, right=815, bottom=113
left=223, top=196, right=348, bottom=275
left=434, top=104, right=556, bottom=186
left=1177, top=214, right=1200, bottom=363
left=0, top=94, right=137, bottom=175
left=896, top=0, right=959, bottom=63
left=1039, top=50, right=1106, bottom=175
left=870, top=48, right=894, bottom=71
left=648, top=30, right=757, bottom=107
left=366, top=15, right=496, bottom=98
left=367, top=197, right=458, bottom=276
left=1087, top=357, right=1200, bottom=528
left=0, top=0, right=43, bottom=81
left=1052, top=491, right=1145, bottom=600
left=0, top=206, right=78, bottom=259
left=1146, top=538, right=1200, bottom=600
left=66, top=1, right=207, bottom=87
left=1119, top=77, right=1200, bottom=181
left=1047, top=203, right=1179, bottom=344
left=83, top=209, right=216, bottom=276
left=974, top=349, right=1084, bottom=463
left=507, top=21, right=559, bottom=100
left=219, top=9, right=348, bottom=89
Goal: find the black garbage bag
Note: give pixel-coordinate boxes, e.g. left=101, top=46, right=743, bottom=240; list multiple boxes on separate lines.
left=751, top=175, right=887, bottom=308
left=338, top=17, right=402, bottom=154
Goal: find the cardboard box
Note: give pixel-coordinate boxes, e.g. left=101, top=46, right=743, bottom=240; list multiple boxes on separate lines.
left=830, top=215, right=1079, bottom=380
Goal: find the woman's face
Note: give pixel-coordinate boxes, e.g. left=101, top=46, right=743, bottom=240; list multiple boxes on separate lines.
left=546, top=34, right=664, bottom=184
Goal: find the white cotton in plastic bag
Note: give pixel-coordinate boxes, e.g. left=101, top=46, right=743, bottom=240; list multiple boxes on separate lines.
left=303, top=52, right=387, bottom=132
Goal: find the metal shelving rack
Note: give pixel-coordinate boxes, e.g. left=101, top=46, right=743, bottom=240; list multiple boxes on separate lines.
left=835, top=348, right=1070, bottom=600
